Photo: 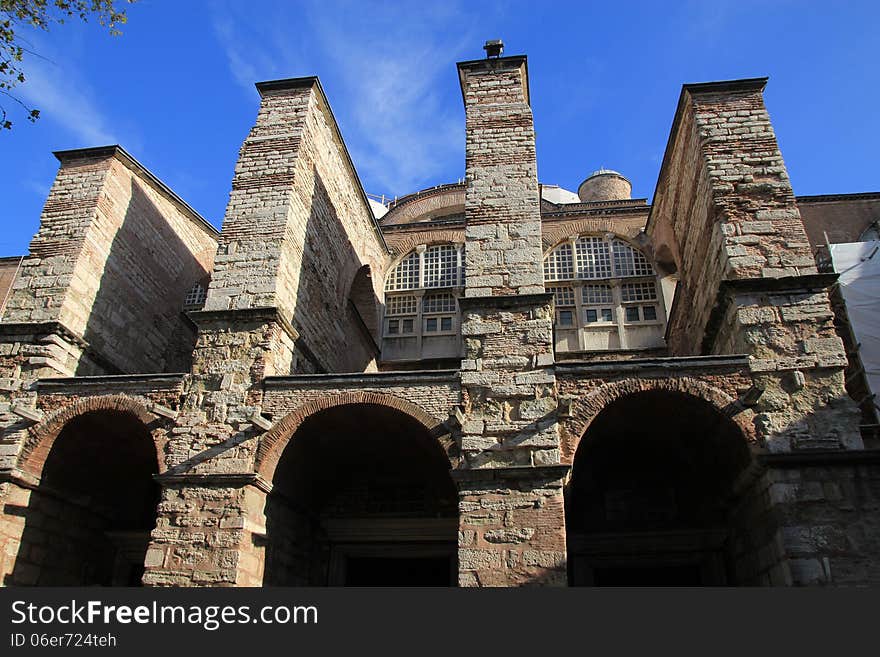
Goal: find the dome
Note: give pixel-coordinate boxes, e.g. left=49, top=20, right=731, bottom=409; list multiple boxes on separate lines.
left=577, top=168, right=633, bottom=202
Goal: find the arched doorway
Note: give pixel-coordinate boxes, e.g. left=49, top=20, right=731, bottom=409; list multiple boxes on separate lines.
left=9, top=410, right=160, bottom=586
left=566, top=389, right=768, bottom=586
left=263, top=403, right=458, bottom=586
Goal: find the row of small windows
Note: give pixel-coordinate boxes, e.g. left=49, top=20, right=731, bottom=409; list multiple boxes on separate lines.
left=548, top=281, right=657, bottom=307
left=543, top=236, right=653, bottom=281
left=386, top=292, right=457, bottom=316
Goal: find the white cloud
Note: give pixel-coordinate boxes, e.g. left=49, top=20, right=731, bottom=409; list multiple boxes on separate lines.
left=210, top=0, right=477, bottom=197
left=16, top=53, right=120, bottom=147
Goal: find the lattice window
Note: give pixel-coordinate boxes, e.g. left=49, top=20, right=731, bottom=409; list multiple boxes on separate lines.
left=613, top=240, right=654, bottom=277
left=548, top=286, right=575, bottom=307
left=423, top=292, right=457, bottom=314
left=184, top=283, right=207, bottom=306
left=423, top=245, right=460, bottom=288
left=386, top=252, right=420, bottom=291
left=386, top=294, right=418, bottom=316
left=575, top=237, right=612, bottom=279
left=544, top=243, right=574, bottom=281
left=582, top=284, right=613, bottom=305
left=620, top=281, right=658, bottom=302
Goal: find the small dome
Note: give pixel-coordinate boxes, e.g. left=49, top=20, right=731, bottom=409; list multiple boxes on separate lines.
left=578, top=168, right=632, bottom=202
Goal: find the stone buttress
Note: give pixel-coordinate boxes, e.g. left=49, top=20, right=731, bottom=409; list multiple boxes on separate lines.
left=649, top=78, right=870, bottom=584
left=144, top=78, right=387, bottom=586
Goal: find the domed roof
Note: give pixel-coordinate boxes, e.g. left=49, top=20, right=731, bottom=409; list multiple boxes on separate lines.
left=586, top=167, right=630, bottom=182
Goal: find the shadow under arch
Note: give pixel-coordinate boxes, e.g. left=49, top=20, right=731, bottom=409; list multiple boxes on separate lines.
left=565, top=388, right=783, bottom=586
left=261, top=400, right=458, bottom=586
left=6, top=403, right=161, bottom=586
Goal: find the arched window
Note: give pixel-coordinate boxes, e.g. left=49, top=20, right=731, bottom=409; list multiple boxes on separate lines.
left=383, top=244, right=464, bottom=342
left=543, top=235, right=665, bottom=351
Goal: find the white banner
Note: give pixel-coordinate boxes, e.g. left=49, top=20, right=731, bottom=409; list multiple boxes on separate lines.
left=830, top=241, right=880, bottom=413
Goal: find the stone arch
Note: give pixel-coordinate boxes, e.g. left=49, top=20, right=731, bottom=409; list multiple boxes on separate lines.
left=541, top=221, right=643, bottom=252
left=562, top=377, right=756, bottom=462
left=255, top=391, right=450, bottom=481
left=385, top=230, right=465, bottom=257
left=19, top=394, right=165, bottom=479
left=346, top=264, right=381, bottom=341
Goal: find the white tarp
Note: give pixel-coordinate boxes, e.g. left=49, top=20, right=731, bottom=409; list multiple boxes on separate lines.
left=830, top=241, right=880, bottom=409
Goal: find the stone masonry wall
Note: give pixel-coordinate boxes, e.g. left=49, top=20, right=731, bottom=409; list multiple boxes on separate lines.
left=2, top=149, right=217, bottom=376
left=649, top=79, right=860, bottom=453
left=454, top=56, right=567, bottom=586
left=650, top=79, right=816, bottom=356
left=203, top=78, right=387, bottom=374
left=461, top=57, right=545, bottom=297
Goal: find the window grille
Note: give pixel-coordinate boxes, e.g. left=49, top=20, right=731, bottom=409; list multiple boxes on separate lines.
left=575, top=237, right=612, bottom=279
left=621, top=281, right=658, bottom=302
left=548, top=286, right=575, bottom=307
left=423, top=245, right=460, bottom=288
left=543, top=243, right=574, bottom=281
left=184, top=283, right=206, bottom=306
left=423, top=292, right=457, bottom=314
left=582, top=284, right=613, bottom=305
left=386, top=252, right=420, bottom=291
left=386, top=295, right=418, bottom=316
left=613, top=240, right=654, bottom=277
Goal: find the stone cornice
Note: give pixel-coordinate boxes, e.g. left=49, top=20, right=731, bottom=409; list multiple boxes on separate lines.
left=759, top=449, right=880, bottom=467
left=154, top=472, right=273, bottom=493
left=34, top=373, right=185, bottom=390
left=459, top=293, right=553, bottom=311
left=555, top=353, right=750, bottom=376
left=796, top=191, right=880, bottom=204
left=457, top=54, right=530, bottom=106
left=264, top=369, right=459, bottom=388
left=451, top=464, right=570, bottom=482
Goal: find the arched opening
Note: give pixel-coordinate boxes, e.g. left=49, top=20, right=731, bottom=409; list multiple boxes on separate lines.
left=348, top=264, right=380, bottom=344
left=263, top=403, right=458, bottom=586
left=9, top=410, right=159, bottom=586
left=566, top=390, right=775, bottom=586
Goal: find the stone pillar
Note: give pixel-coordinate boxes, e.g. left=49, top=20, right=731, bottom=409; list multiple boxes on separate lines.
left=455, top=54, right=567, bottom=587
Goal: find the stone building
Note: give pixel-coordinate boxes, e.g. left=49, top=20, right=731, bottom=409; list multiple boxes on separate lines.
left=1, top=44, right=879, bottom=587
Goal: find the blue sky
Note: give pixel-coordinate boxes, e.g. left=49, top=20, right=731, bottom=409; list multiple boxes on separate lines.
left=1, top=0, right=878, bottom=256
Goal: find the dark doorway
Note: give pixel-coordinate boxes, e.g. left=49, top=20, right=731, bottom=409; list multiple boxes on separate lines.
left=593, top=564, right=703, bottom=587
left=7, top=410, right=159, bottom=586
left=344, top=556, right=451, bottom=586
left=264, top=404, right=458, bottom=586
left=566, top=389, right=768, bottom=586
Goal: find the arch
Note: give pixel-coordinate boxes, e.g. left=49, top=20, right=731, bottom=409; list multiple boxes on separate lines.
left=347, top=264, right=381, bottom=341
left=386, top=230, right=465, bottom=257
left=564, top=384, right=761, bottom=586
left=255, top=391, right=450, bottom=481
left=19, top=394, right=165, bottom=479
left=541, top=221, right=643, bottom=252
left=562, top=377, right=756, bottom=462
